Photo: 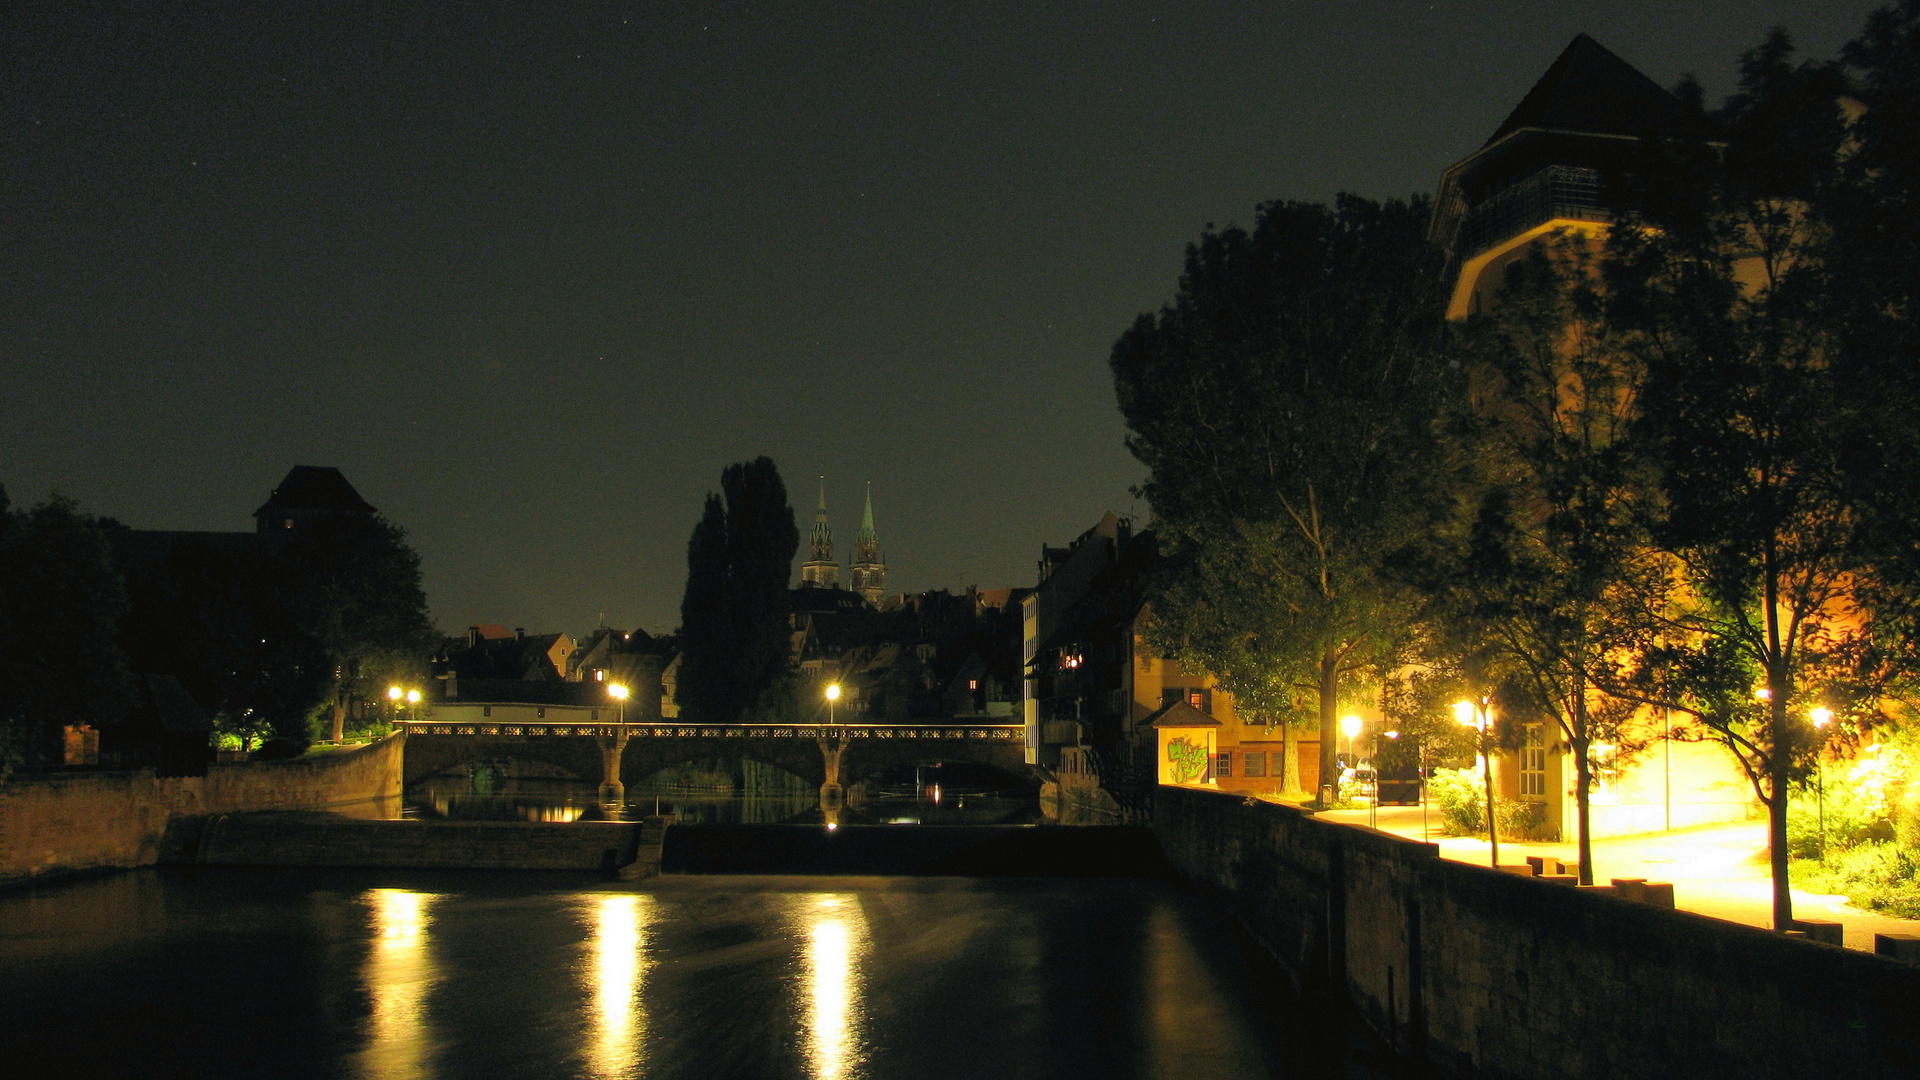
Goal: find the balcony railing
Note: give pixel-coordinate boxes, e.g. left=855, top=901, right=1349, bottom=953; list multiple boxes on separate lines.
left=1458, top=166, right=1608, bottom=259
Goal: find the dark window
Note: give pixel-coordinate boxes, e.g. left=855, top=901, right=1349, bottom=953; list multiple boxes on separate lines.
left=1214, top=752, right=1232, bottom=778
left=1244, top=751, right=1267, bottom=778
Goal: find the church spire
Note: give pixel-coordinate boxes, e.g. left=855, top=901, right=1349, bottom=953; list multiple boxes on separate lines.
left=849, top=480, right=886, bottom=604
left=800, top=475, right=840, bottom=588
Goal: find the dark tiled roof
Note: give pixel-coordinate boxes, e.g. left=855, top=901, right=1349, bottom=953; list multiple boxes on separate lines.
left=252, top=466, right=377, bottom=517
left=1487, top=34, right=1714, bottom=145
left=437, top=679, right=618, bottom=707
left=1148, top=701, right=1220, bottom=728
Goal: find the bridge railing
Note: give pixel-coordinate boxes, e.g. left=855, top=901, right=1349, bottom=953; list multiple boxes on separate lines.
left=397, top=720, right=1026, bottom=741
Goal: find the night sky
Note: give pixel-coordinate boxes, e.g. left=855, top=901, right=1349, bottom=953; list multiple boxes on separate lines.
left=1, top=1, right=1878, bottom=637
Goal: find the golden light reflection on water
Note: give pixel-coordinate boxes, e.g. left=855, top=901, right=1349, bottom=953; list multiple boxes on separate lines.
left=359, top=888, right=441, bottom=1080
left=582, top=894, right=652, bottom=1080
left=797, top=894, right=867, bottom=1080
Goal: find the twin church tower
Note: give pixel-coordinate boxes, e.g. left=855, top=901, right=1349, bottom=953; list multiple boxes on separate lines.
left=799, top=477, right=887, bottom=604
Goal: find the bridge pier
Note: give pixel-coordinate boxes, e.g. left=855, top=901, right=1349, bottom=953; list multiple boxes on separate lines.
left=596, top=730, right=630, bottom=815
left=817, top=732, right=847, bottom=811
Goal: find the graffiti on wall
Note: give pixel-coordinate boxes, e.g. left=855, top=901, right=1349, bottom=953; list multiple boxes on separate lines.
left=1165, top=736, right=1210, bottom=785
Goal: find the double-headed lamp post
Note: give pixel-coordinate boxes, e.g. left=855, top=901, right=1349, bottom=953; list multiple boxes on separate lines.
left=1454, top=698, right=1498, bottom=868
left=387, top=686, right=420, bottom=729
left=1810, top=706, right=1832, bottom=862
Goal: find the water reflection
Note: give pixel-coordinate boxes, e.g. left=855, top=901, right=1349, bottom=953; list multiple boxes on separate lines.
left=358, top=888, right=440, bottom=1080
left=798, top=894, right=866, bottom=1080
left=582, top=894, right=652, bottom=1080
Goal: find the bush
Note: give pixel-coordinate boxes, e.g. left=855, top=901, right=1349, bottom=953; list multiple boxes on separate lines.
left=1794, top=843, right=1920, bottom=920
left=1425, top=766, right=1557, bottom=840
left=1429, top=767, right=1484, bottom=836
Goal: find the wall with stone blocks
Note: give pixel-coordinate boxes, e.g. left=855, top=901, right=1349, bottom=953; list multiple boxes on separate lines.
left=1153, top=785, right=1920, bottom=1080
left=0, top=734, right=404, bottom=885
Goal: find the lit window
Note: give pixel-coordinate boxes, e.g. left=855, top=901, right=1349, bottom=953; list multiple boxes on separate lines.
left=968, top=679, right=978, bottom=690
left=1521, top=725, right=1546, bottom=796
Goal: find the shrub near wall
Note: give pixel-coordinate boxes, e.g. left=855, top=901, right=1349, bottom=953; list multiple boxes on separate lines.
left=1153, top=785, right=1920, bottom=1080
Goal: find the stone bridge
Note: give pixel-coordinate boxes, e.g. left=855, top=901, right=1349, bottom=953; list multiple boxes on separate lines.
left=398, top=719, right=1030, bottom=808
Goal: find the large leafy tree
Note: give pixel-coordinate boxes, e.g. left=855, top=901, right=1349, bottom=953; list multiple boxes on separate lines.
left=0, top=489, right=136, bottom=766
left=676, top=457, right=800, bottom=723
left=1425, top=242, right=1670, bottom=884
left=1111, top=194, right=1459, bottom=803
left=1606, top=32, right=1855, bottom=929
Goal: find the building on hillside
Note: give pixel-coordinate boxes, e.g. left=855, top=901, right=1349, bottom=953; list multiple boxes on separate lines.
left=788, top=581, right=1026, bottom=722
left=1428, top=32, right=1719, bottom=319
left=799, top=477, right=841, bottom=588
left=435, top=625, right=574, bottom=683
left=1428, top=34, right=1755, bottom=840
left=847, top=482, right=887, bottom=604
left=252, top=465, right=380, bottom=534
left=107, top=465, right=392, bottom=745
left=1024, top=514, right=1317, bottom=801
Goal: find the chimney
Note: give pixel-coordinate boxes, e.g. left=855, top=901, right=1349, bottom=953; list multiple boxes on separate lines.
left=468, top=625, right=480, bottom=648
left=515, top=627, right=525, bottom=641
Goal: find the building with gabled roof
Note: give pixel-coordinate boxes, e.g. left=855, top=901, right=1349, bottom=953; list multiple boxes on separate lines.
left=1429, top=33, right=1720, bottom=319
left=252, top=465, right=379, bottom=534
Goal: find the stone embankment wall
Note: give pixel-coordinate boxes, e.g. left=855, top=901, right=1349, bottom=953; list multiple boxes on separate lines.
left=195, top=813, right=666, bottom=875
left=1154, top=785, right=1920, bottom=1080
left=0, top=734, right=404, bottom=886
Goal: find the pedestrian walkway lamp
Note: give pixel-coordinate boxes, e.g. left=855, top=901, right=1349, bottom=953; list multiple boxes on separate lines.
left=1455, top=698, right=1498, bottom=868
left=826, top=682, right=841, bottom=726
left=608, top=682, right=629, bottom=730
left=1810, top=706, right=1832, bottom=862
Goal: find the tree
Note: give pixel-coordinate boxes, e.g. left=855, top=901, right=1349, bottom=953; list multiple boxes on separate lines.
left=676, top=458, right=801, bottom=723
left=1607, top=32, right=1855, bottom=929
left=118, top=515, right=435, bottom=755
left=1111, top=194, right=1460, bottom=804
left=280, top=515, right=438, bottom=744
left=0, top=492, right=136, bottom=766
left=1425, top=241, right=1670, bottom=883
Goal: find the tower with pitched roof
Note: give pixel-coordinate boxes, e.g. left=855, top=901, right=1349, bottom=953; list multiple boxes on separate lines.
left=847, top=482, right=887, bottom=604
left=800, top=476, right=840, bottom=588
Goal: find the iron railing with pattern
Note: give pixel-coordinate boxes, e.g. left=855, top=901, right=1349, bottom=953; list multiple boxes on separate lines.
left=399, top=720, right=1025, bottom=741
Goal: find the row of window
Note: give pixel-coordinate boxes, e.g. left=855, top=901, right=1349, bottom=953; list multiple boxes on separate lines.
left=1208, top=750, right=1268, bottom=779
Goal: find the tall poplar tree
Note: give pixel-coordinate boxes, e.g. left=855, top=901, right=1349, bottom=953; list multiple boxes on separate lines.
left=1111, top=195, right=1459, bottom=804
left=675, top=458, right=800, bottom=723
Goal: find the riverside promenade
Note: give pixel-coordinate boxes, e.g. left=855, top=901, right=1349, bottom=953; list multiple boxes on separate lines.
left=1312, top=803, right=1920, bottom=952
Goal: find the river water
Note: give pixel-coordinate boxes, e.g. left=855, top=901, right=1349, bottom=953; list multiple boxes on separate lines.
left=1, top=866, right=1320, bottom=1079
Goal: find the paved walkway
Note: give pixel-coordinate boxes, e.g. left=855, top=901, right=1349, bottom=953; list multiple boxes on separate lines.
left=1307, top=803, right=1920, bottom=952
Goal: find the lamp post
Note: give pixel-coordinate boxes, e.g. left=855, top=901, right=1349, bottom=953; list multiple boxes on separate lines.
left=387, top=686, right=403, bottom=731
left=608, top=682, right=629, bottom=729
left=1810, top=706, right=1832, bottom=862
left=825, top=682, right=841, bottom=726
left=1455, top=698, right=1498, bottom=868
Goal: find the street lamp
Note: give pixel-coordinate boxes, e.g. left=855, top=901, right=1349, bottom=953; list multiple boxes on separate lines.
left=1455, top=697, right=1499, bottom=868
left=1810, top=706, right=1832, bottom=862
left=825, top=682, right=841, bottom=726
left=608, top=682, right=629, bottom=730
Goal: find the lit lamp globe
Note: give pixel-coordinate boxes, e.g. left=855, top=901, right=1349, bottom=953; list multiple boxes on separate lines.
left=387, top=686, right=403, bottom=702
left=1452, top=700, right=1475, bottom=726
left=405, top=689, right=421, bottom=705
left=1810, top=706, right=1832, bottom=729
left=1340, top=715, right=1363, bottom=741
left=825, top=682, right=841, bottom=724
left=607, top=683, right=630, bottom=701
